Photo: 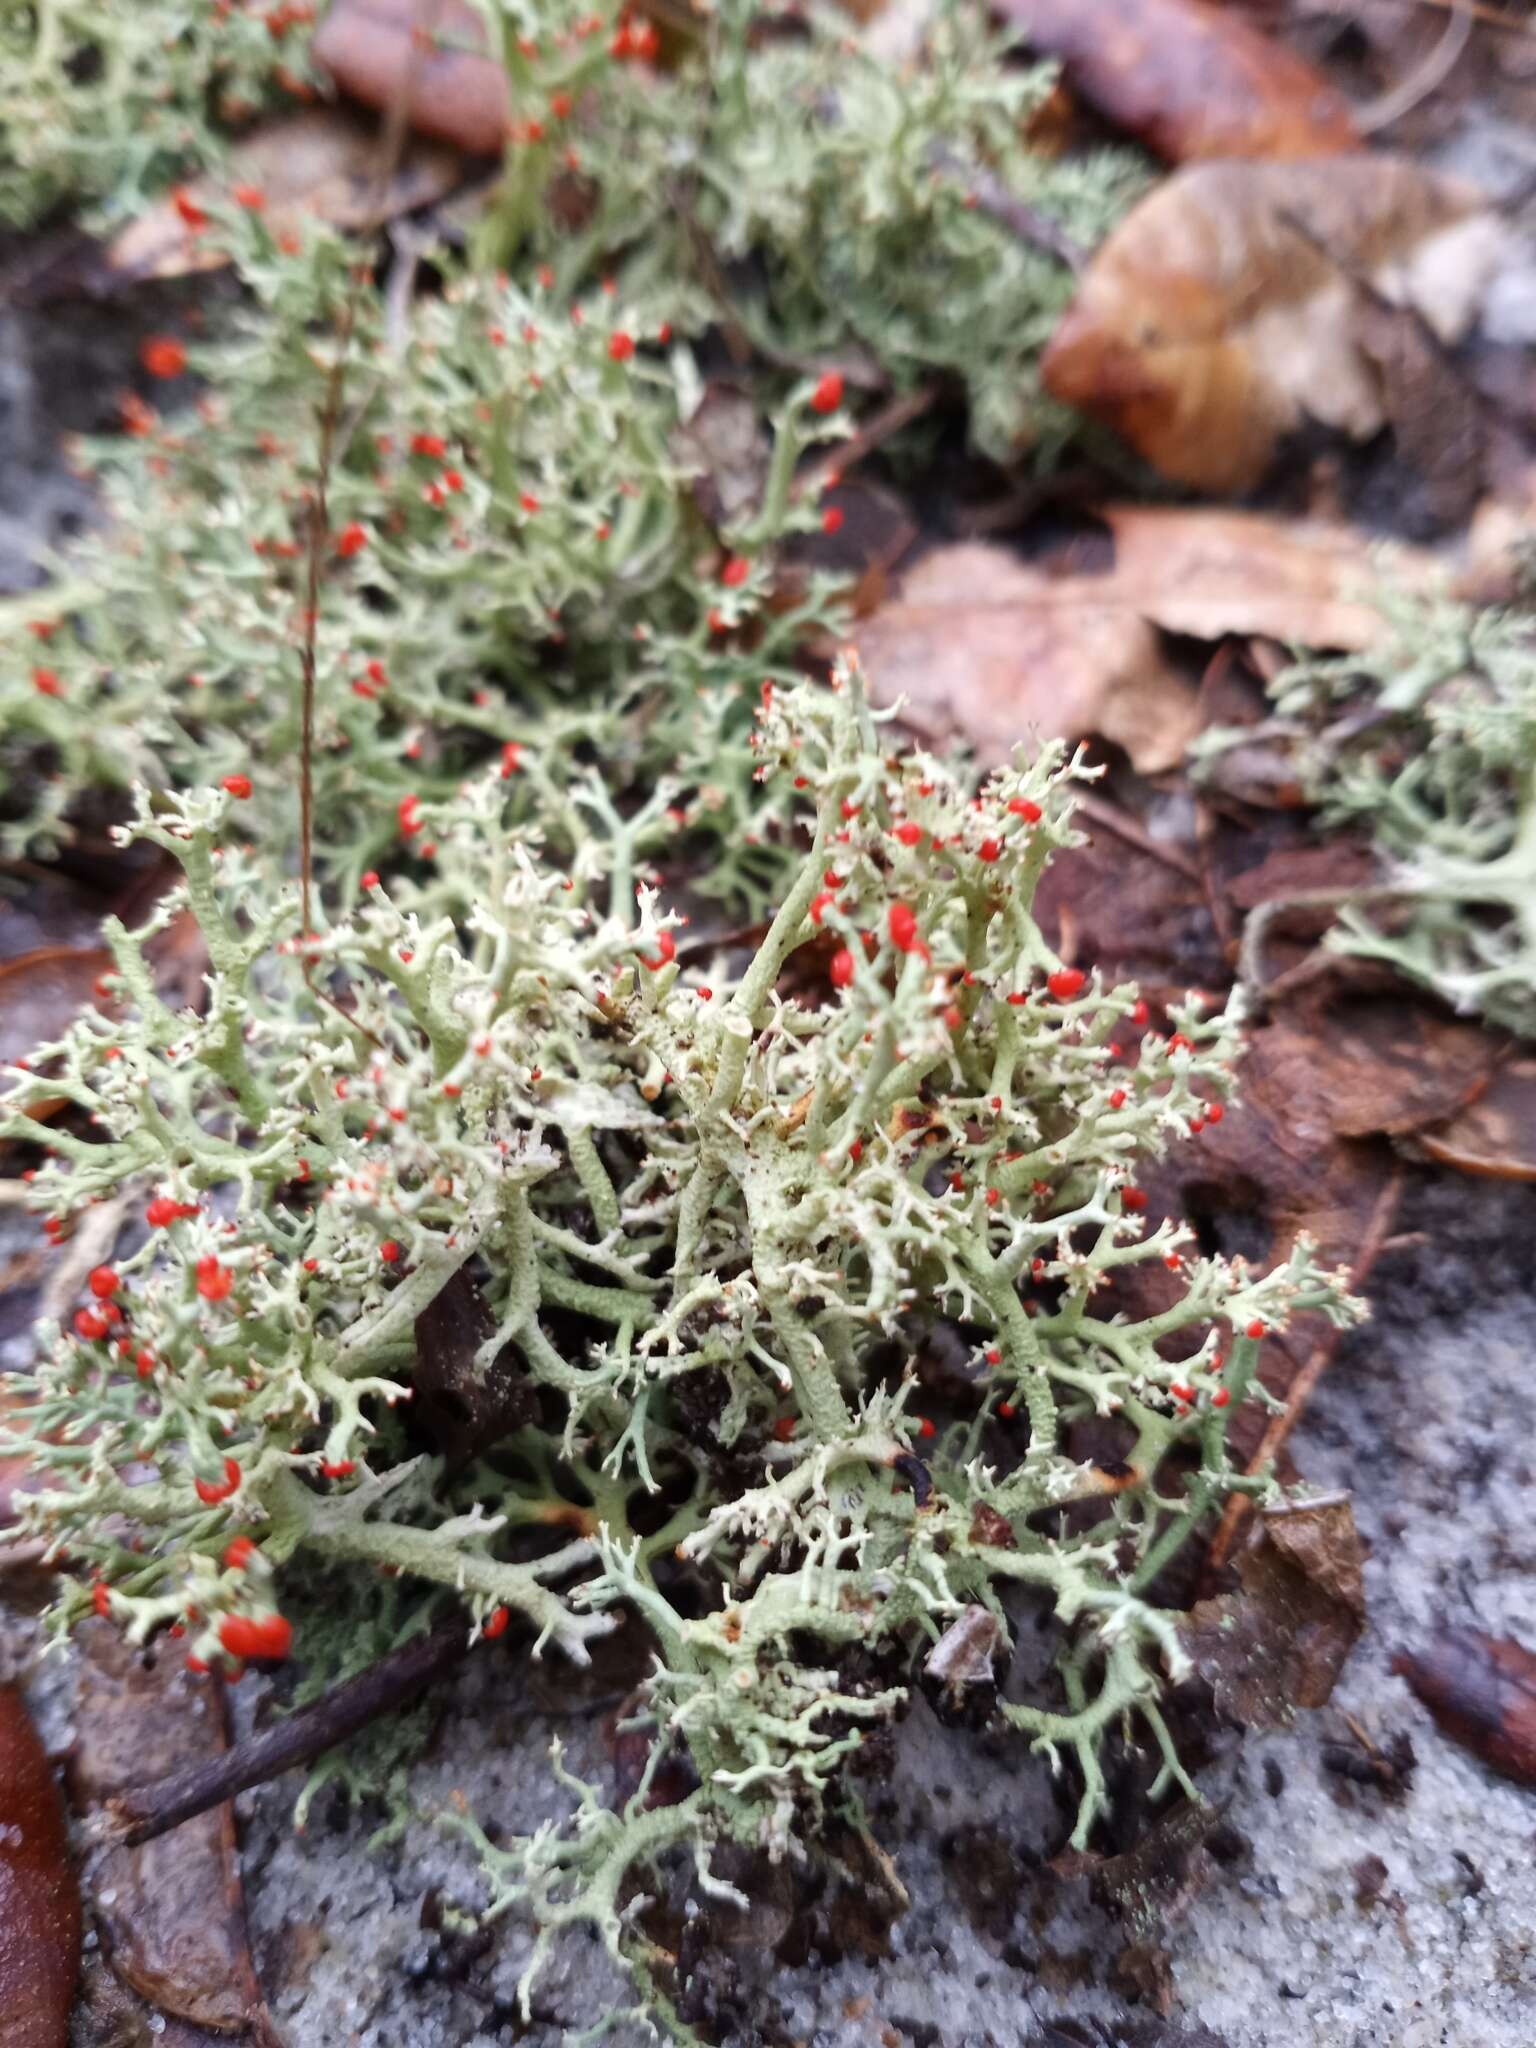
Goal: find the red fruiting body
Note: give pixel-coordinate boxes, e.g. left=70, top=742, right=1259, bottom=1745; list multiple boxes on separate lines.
left=361, top=870, right=380, bottom=890
left=1246, top=1320, right=1266, bottom=1340
left=379, top=1241, right=401, bottom=1263
left=1006, top=992, right=1027, bottom=1007
left=822, top=506, right=844, bottom=536
left=397, top=793, right=422, bottom=834
left=1046, top=967, right=1085, bottom=1001
left=500, top=741, right=523, bottom=776
left=1207, top=1102, right=1225, bottom=1124
left=136, top=1349, right=156, bottom=1379
left=1130, top=999, right=1150, bottom=1028
left=321, top=1459, right=356, bottom=1478
left=809, top=890, right=837, bottom=925
left=195, top=1255, right=233, bottom=1301
left=232, top=183, right=266, bottom=209
left=1108, top=1089, right=1127, bottom=1109
left=335, top=522, right=369, bottom=557
left=1168, top=1032, right=1194, bottom=1052
left=917, top=1417, right=936, bottom=1440
left=32, top=667, right=61, bottom=696
left=73, top=1309, right=109, bottom=1341
left=811, top=371, right=844, bottom=413
left=978, top=838, right=1001, bottom=863
left=1008, top=797, right=1042, bottom=822
left=1122, top=1188, right=1147, bottom=1212
left=411, top=432, right=447, bottom=457
left=943, top=1004, right=963, bottom=1032
left=140, top=335, right=187, bottom=378
left=608, top=331, right=635, bottom=361
left=173, top=187, right=209, bottom=229
left=829, top=947, right=856, bottom=989
left=194, top=1457, right=242, bottom=1506
left=1211, top=1388, right=1231, bottom=1408
left=771, top=1416, right=797, bottom=1442
left=221, top=774, right=252, bottom=798
left=87, top=1266, right=119, bottom=1299
left=218, top=1612, right=293, bottom=1662
left=641, top=929, right=677, bottom=972
left=888, top=903, right=919, bottom=953
left=483, top=1606, right=511, bottom=1640
left=985, top=1188, right=1001, bottom=1208
left=92, top=1583, right=111, bottom=1616
left=720, top=556, right=750, bottom=588
left=224, top=1537, right=257, bottom=1570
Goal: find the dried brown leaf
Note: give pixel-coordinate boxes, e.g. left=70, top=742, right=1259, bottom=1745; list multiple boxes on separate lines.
left=858, top=541, right=1200, bottom=774
left=1098, top=505, right=1438, bottom=651
left=312, top=0, right=510, bottom=155
left=107, top=109, right=464, bottom=283
left=1043, top=156, right=1503, bottom=492
left=0, top=945, right=112, bottom=1070
left=1393, top=1629, right=1536, bottom=1787
left=0, top=1684, right=80, bottom=2048
left=67, top=1625, right=265, bottom=2034
left=1414, top=1056, right=1536, bottom=1181
left=413, top=1264, right=537, bottom=1464
left=1180, top=1499, right=1364, bottom=1726
left=999, top=0, right=1360, bottom=161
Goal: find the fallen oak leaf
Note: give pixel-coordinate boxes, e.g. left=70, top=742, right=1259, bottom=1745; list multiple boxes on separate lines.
left=1042, top=155, right=1504, bottom=494
left=0, top=1684, right=80, bottom=2048
left=997, top=0, right=1361, bottom=163
left=857, top=540, right=1201, bottom=774
left=1393, top=1629, right=1536, bottom=1787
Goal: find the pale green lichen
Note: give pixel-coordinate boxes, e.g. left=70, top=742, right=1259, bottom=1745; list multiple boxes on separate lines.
left=3, top=669, right=1360, bottom=2032
left=1197, top=589, right=1536, bottom=1036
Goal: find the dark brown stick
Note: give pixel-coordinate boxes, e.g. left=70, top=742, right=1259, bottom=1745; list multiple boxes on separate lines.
left=98, top=1621, right=473, bottom=1848
left=1074, top=791, right=1203, bottom=885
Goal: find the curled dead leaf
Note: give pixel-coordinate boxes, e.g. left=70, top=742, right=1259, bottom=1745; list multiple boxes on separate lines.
left=0, top=1684, right=80, bottom=2048
left=1180, top=1498, right=1364, bottom=1726
left=998, top=0, right=1361, bottom=162
left=1043, top=155, right=1503, bottom=493
left=1393, top=1629, right=1536, bottom=1787
left=857, top=540, right=1201, bottom=774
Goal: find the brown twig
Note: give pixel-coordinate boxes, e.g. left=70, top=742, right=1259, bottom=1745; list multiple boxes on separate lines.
left=96, top=1621, right=475, bottom=1849
left=297, top=3, right=443, bottom=947
left=1204, top=1166, right=1406, bottom=1580
left=1074, top=791, right=1203, bottom=885
left=795, top=382, right=942, bottom=502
